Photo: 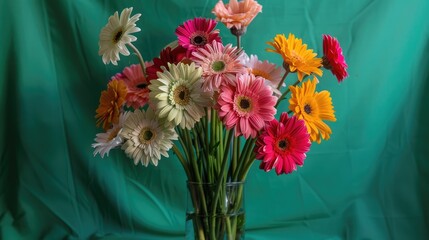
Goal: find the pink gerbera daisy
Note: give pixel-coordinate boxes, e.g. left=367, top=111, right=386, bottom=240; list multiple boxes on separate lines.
left=114, top=64, right=151, bottom=109
left=146, top=45, right=188, bottom=80
left=322, top=34, right=348, bottom=82
left=255, top=113, right=311, bottom=175
left=192, top=41, right=247, bottom=91
left=175, top=18, right=221, bottom=54
left=217, top=72, right=277, bottom=139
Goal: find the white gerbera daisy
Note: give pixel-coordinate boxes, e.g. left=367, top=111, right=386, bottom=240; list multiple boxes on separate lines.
left=92, top=111, right=130, bottom=158
left=148, top=62, right=213, bottom=129
left=98, top=7, right=141, bottom=65
left=120, top=108, right=178, bottom=166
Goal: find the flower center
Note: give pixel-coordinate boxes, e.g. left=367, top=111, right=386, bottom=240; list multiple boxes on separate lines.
left=304, top=104, right=312, bottom=114
left=136, top=83, right=148, bottom=89
left=277, top=139, right=288, bottom=150
left=139, top=127, right=155, bottom=144
left=251, top=69, right=271, bottom=80
left=173, top=85, right=190, bottom=106
left=191, top=34, right=207, bottom=46
left=114, top=29, right=123, bottom=43
left=212, top=61, right=226, bottom=72
left=236, top=96, right=252, bottom=113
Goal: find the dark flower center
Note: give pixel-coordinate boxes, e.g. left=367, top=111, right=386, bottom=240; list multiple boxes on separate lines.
left=139, top=128, right=156, bottom=144
left=173, top=85, right=190, bottom=106
left=240, top=99, right=250, bottom=110
left=304, top=104, right=312, bottom=114
left=235, top=96, right=252, bottom=114
left=277, top=139, right=288, bottom=150
left=136, top=83, right=148, bottom=89
left=114, top=30, right=123, bottom=43
left=191, top=34, right=207, bottom=46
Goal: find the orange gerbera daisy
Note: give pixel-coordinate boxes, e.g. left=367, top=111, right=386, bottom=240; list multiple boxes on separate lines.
left=95, top=79, right=127, bottom=130
left=212, top=0, right=262, bottom=31
left=267, top=33, right=323, bottom=81
left=288, top=77, right=336, bottom=143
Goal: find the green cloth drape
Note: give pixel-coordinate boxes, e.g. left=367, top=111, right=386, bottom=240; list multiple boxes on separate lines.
left=1, top=0, right=428, bottom=239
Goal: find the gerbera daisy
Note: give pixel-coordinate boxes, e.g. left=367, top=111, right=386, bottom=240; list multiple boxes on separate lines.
left=289, top=77, right=336, bottom=143
left=146, top=45, right=188, bottom=81
left=217, top=72, right=277, bottom=139
left=322, top=34, right=348, bottom=82
left=255, top=113, right=311, bottom=175
left=241, top=53, right=285, bottom=91
left=114, top=64, right=151, bottom=109
left=95, top=79, right=127, bottom=130
left=92, top=111, right=130, bottom=158
left=148, top=62, right=213, bottom=129
left=192, top=41, right=247, bottom=91
left=212, top=0, right=262, bottom=32
left=266, top=33, right=323, bottom=81
left=98, top=7, right=141, bottom=65
left=175, top=18, right=221, bottom=54
left=120, top=108, right=178, bottom=166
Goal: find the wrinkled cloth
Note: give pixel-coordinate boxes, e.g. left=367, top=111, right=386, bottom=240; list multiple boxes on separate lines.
left=0, top=0, right=428, bottom=239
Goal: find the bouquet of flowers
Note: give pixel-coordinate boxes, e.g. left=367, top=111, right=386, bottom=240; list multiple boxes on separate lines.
left=92, top=0, right=348, bottom=239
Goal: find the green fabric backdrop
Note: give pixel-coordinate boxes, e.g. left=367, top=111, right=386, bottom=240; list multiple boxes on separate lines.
left=1, top=0, right=428, bottom=239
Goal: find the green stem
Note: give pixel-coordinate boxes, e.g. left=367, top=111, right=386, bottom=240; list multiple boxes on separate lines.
left=233, top=138, right=255, bottom=181
left=209, top=130, right=234, bottom=238
left=276, top=67, right=290, bottom=90
left=239, top=152, right=256, bottom=181
left=127, top=42, right=147, bottom=77
left=172, top=145, right=191, bottom=180
left=275, top=79, right=300, bottom=108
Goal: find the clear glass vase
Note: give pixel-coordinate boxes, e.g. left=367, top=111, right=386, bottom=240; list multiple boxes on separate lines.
left=185, top=181, right=245, bottom=240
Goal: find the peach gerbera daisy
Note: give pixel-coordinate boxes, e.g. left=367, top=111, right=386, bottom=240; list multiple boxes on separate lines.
left=95, top=79, right=127, bottom=130
left=212, top=0, right=262, bottom=32
left=267, top=33, right=323, bottom=81
left=241, top=53, right=284, bottom=92
left=288, top=77, right=336, bottom=143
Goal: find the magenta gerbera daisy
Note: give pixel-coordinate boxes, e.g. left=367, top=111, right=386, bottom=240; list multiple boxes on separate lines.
left=114, top=64, right=151, bottom=109
left=192, top=41, right=247, bottom=92
left=217, top=72, right=277, bottom=139
left=322, top=34, right=348, bottom=82
left=255, top=113, right=311, bottom=175
left=175, top=17, right=221, bottom=54
left=146, top=45, right=188, bottom=81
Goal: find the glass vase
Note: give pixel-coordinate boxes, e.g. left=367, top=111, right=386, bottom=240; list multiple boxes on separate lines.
left=185, top=181, right=245, bottom=240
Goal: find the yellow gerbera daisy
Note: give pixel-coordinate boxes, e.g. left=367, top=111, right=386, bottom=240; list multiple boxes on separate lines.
left=267, top=33, right=323, bottom=81
left=288, top=77, right=336, bottom=143
left=95, top=79, right=127, bottom=130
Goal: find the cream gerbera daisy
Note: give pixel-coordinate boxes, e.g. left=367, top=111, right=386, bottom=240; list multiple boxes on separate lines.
left=149, top=62, right=213, bottom=129
left=92, top=111, right=130, bottom=158
left=120, top=108, right=178, bottom=166
left=98, top=7, right=141, bottom=65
